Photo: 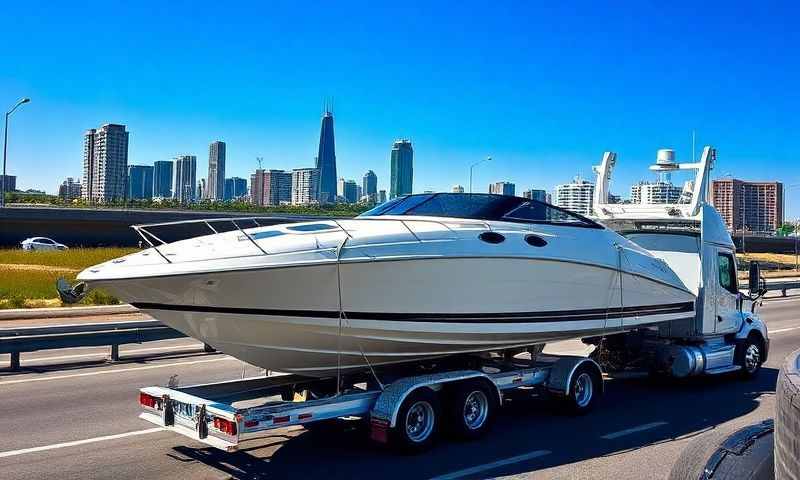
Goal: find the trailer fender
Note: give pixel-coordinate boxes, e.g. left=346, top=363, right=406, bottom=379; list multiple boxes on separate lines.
left=370, top=370, right=500, bottom=428
left=546, top=357, right=604, bottom=396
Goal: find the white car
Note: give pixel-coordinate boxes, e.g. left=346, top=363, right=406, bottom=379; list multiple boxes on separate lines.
left=20, top=237, right=68, bottom=251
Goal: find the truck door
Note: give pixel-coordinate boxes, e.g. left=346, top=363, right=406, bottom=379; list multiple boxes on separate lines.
left=714, top=250, right=741, bottom=333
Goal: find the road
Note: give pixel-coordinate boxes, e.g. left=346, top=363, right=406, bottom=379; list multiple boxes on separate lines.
left=1, top=297, right=798, bottom=480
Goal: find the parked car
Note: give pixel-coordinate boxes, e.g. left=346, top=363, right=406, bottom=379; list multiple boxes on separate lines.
left=20, top=237, right=68, bottom=251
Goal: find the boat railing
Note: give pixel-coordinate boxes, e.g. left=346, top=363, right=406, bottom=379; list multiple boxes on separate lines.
left=131, top=216, right=492, bottom=264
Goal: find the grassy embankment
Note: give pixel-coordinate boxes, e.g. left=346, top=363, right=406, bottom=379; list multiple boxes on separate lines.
left=736, top=252, right=799, bottom=279
left=0, top=248, right=137, bottom=308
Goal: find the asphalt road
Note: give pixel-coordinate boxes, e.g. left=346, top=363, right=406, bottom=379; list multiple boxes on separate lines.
left=0, top=297, right=798, bottom=480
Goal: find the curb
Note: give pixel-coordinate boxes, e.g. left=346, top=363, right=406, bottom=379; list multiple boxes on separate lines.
left=0, top=304, right=137, bottom=320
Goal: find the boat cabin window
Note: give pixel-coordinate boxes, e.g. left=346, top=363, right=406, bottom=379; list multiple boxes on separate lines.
left=717, top=253, right=738, bottom=294
left=359, top=193, right=602, bottom=228
left=623, top=233, right=700, bottom=254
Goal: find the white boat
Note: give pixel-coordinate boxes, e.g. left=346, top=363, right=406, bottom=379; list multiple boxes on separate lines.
left=76, top=194, right=696, bottom=377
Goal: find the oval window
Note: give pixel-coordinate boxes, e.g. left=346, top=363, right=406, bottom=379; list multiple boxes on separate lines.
left=479, top=232, right=505, bottom=244
left=525, top=234, right=548, bottom=247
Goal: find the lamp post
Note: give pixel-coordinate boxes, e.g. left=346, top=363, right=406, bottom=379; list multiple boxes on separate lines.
left=2, top=98, right=31, bottom=208
left=469, top=156, right=492, bottom=194
left=786, top=183, right=800, bottom=271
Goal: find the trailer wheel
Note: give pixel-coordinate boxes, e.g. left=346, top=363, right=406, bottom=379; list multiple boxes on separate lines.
left=448, top=381, right=498, bottom=440
left=561, top=364, right=601, bottom=414
left=392, top=387, right=440, bottom=453
left=735, top=335, right=763, bottom=379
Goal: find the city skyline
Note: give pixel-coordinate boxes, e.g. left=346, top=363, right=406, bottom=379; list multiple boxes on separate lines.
left=1, top=3, right=797, bottom=214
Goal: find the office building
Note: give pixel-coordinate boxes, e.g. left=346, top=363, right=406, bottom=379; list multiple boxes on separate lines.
left=250, top=169, right=265, bottom=205
left=127, top=165, right=154, bottom=200
left=153, top=161, right=173, bottom=198
left=711, top=179, right=784, bottom=233
left=630, top=181, right=682, bottom=204
left=378, top=190, right=387, bottom=203
left=292, top=167, right=320, bottom=205
left=452, top=184, right=465, bottom=193
left=523, top=189, right=547, bottom=202
left=174, top=155, right=197, bottom=203
left=489, top=182, right=515, bottom=196
left=198, top=179, right=206, bottom=200
left=342, top=179, right=358, bottom=203
left=82, top=124, right=129, bottom=203
left=207, top=141, right=226, bottom=200
left=251, top=169, right=292, bottom=206
left=362, top=170, right=378, bottom=202
left=0, top=174, right=17, bottom=193
left=555, top=177, right=595, bottom=216
left=224, top=177, right=248, bottom=201
left=316, top=109, right=337, bottom=203
left=390, top=139, right=413, bottom=199
left=58, top=177, right=81, bottom=201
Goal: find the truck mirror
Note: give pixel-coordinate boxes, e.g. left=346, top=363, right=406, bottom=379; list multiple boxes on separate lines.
left=748, top=262, right=761, bottom=293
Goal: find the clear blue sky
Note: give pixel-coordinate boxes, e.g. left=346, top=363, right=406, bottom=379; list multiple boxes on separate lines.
left=2, top=1, right=798, bottom=215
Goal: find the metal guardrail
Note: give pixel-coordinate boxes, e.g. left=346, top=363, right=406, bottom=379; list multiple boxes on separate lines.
left=0, top=320, right=203, bottom=371
left=764, top=280, right=800, bottom=297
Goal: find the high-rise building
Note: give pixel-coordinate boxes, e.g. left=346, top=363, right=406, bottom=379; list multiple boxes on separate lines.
left=452, top=184, right=465, bottom=193
left=362, top=170, right=378, bottom=202
left=198, top=179, right=206, bottom=200
left=153, top=161, right=173, bottom=198
left=82, top=124, right=129, bottom=203
left=207, top=141, right=226, bottom=200
left=0, top=175, right=17, bottom=193
left=127, top=165, right=154, bottom=200
left=342, top=179, right=358, bottom=203
left=292, top=168, right=320, bottom=205
left=337, top=177, right=346, bottom=200
left=316, top=109, right=337, bottom=203
left=711, top=179, right=784, bottom=233
left=250, top=169, right=265, bottom=205
left=58, top=177, right=81, bottom=201
left=555, top=177, right=595, bottom=216
left=174, top=155, right=197, bottom=203
left=630, top=181, right=682, bottom=204
left=489, top=182, right=515, bottom=196
left=523, top=189, right=547, bottom=202
left=224, top=177, right=248, bottom=201
left=378, top=190, right=387, bottom=203
left=252, top=169, right=292, bottom=206
left=390, top=139, right=413, bottom=199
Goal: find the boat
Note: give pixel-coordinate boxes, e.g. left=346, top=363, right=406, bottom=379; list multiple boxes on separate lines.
left=75, top=193, right=696, bottom=377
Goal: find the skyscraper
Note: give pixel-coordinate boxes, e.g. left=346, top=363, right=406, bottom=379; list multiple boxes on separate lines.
left=315, top=109, right=337, bottom=203
left=390, top=139, right=413, bottom=199
left=378, top=190, right=387, bottom=203
left=342, top=179, right=358, bottom=203
left=174, top=155, right=197, bottom=204
left=153, top=161, right=173, bottom=198
left=292, top=168, right=320, bottom=205
left=58, top=177, right=81, bottom=201
left=224, top=177, right=248, bottom=201
left=489, top=182, right=515, bottom=196
left=252, top=169, right=292, bottom=205
left=523, top=189, right=547, bottom=202
left=555, top=177, right=595, bottom=216
left=207, top=141, right=226, bottom=200
left=127, top=165, right=153, bottom=200
left=362, top=170, right=378, bottom=202
left=82, top=124, right=129, bottom=203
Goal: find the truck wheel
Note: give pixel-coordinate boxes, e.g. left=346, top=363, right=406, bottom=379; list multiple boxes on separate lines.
left=448, top=381, right=497, bottom=440
left=735, top=335, right=763, bottom=379
left=392, top=387, right=440, bottom=453
left=561, top=365, right=602, bottom=415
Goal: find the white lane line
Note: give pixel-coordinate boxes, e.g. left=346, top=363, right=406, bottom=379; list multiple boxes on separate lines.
left=429, top=450, right=551, bottom=480
left=601, top=421, right=668, bottom=440
left=0, top=356, right=235, bottom=385
left=771, top=326, right=800, bottom=334
left=0, top=428, right=163, bottom=459
left=17, top=343, right=205, bottom=363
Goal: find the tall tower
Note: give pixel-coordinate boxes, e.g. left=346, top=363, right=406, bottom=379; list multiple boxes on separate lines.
left=82, top=124, right=129, bottom=203
left=390, top=139, right=413, bottom=199
left=362, top=170, right=378, bottom=202
left=315, top=106, right=337, bottom=203
left=174, top=155, right=197, bottom=204
left=207, top=141, right=226, bottom=200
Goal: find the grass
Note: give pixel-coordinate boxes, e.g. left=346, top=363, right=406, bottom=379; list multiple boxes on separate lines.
left=0, top=247, right=136, bottom=308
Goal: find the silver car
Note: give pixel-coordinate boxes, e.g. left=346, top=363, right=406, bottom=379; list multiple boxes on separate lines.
left=20, top=237, right=68, bottom=251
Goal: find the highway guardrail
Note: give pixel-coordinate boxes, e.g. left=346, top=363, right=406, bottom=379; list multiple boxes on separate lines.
left=0, top=320, right=201, bottom=371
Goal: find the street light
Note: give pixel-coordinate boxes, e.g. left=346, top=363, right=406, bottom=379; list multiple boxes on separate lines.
left=786, top=183, right=800, bottom=271
left=2, top=97, right=31, bottom=208
left=469, top=156, right=492, bottom=194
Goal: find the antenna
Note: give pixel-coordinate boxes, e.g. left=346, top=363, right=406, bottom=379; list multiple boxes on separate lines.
left=256, top=157, right=263, bottom=169
left=692, top=130, right=696, bottom=162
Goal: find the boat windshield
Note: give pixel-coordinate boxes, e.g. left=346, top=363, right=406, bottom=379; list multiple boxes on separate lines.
left=359, top=193, right=603, bottom=228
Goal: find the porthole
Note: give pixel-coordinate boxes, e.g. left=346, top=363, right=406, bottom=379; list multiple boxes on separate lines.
left=525, top=234, right=548, bottom=247
left=479, top=232, right=505, bottom=244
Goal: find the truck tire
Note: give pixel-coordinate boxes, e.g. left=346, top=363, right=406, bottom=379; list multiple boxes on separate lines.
left=560, top=364, right=602, bottom=415
left=776, top=348, right=800, bottom=479
left=735, top=334, right=764, bottom=379
left=668, top=420, right=774, bottom=480
left=391, top=387, right=441, bottom=453
left=447, top=380, right=498, bottom=440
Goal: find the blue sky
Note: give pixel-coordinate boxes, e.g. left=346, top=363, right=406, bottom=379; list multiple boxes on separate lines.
left=2, top=1, right=798, bottom=215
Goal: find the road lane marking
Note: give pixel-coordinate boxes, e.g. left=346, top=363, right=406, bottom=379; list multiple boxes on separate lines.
left=770, top=326, right=800, bottom=334
left=0, top=428, right=163, bottom=459
left=430, top=450, right=551, bottom=480
left=600, top=421, right=668, bottom=440
left=0, top=356, right=236, bottom=385
left=16, top=343, right=205, bottom=363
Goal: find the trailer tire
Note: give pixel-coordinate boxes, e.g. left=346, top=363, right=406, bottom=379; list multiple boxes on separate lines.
left=560, top=364, right=602, bottom=415
left=735, top=334, right=764, bottom=379
left=447, top=380, right=498, bottom=440
left=392, top=387, right=440, bottom=453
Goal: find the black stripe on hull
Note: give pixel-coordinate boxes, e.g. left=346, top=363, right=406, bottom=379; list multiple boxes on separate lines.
left=131, top=301, right=694, bottom=324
